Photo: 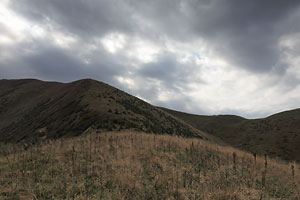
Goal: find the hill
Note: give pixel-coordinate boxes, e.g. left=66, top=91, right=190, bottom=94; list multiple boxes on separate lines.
left=0, top=79, right=209, bottom=142
left=0, top=131, right=299, bottom=199
left=162, top=107, right=300, bottom=161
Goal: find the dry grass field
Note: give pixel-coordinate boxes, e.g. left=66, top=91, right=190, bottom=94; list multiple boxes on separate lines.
left=0, top=131, right=299, bottom=199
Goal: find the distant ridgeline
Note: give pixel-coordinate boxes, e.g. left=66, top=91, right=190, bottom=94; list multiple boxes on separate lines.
left=162, top=107, right=300, bottom=162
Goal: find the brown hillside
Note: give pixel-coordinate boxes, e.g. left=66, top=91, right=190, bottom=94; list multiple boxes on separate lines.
left=0, top=79, right=209, bottom=142
left=1, top=131, right=299, bottom=199
left=162, top=107, right=300, bottom=162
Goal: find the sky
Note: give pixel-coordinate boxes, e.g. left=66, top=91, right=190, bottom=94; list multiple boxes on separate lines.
left=1, top=0, right=300, bottom=118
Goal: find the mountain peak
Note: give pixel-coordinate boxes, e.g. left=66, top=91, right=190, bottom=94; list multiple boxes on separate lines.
left=0, top=78, right=209, bottom=142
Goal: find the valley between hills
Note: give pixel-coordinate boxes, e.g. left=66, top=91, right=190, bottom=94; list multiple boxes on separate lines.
left=0, top=79, right=300, bottom=199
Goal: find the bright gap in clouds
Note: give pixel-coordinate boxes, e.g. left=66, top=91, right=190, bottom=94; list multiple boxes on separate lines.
left=101, top=33, right=127, bottom=54
left=0, top=1, right=78, bottom=49
left=0, top=0, right=28, bottom=43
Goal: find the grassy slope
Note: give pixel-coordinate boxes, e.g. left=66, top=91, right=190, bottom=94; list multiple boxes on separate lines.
left=0, top=79, right=209, bottom=142
left=162, top=107, right=300, bottom=161
left=0, top=131, right=299, bottom=199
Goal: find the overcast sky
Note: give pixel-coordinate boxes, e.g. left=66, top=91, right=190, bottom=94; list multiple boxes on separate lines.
left=1, top=0, right=300, bottom=118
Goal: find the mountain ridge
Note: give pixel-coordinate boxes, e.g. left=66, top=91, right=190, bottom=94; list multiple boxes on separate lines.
left=2, top=78, right=300, bottom=161
left=0, top=78, right=210, bottom=142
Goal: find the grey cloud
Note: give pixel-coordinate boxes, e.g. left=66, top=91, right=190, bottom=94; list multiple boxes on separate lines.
left=155, top=97, right=205, bottom=115
left=32, top=48, right=128, bottom=84
left=12, top=0, right=300, bottom=73
left=24, top=47, right=85, bottom=81
left=138, top=53, right=203, bottom=92
left=188, top=0, right=300, bottom=73
left=0, top=58, right=33, bottom=79
left=11, top=0, right=136, bottom=38
left=0, top=40, right=35, bottom=79
left=3, top=0, right=300, bottom=118
left=0, top=39, right=128, bottom=85
left=139, top=54, right=179, bottom=82
left=123, top=0, right=300, bottom=73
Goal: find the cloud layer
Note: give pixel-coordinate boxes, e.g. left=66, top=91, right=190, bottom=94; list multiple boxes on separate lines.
left=1, top=0, right=300, bottom=118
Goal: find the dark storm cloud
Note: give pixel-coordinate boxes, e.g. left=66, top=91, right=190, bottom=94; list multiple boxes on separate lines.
left=24, top=47, right=85, bottom=81
left=119, top=0, right=300, bottom=73
left=12, top=0, right=300, bottom=73
left=193, top=0, right=300, bottom=73
left=32, top=47, right=128, bottom=84
left=0, top=40, right=128, bottom=85
left=3, top=0, right=300, bottom=117
left=10, top=0, right=136, bottom=38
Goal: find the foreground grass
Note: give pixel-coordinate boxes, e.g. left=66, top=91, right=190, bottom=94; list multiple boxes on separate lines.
left=0, top=131, right=299, bottom=199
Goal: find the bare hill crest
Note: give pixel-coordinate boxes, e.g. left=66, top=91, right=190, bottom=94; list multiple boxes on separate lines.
left=0, top=79, right=209, bottom=142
